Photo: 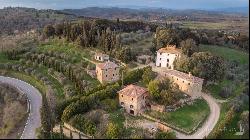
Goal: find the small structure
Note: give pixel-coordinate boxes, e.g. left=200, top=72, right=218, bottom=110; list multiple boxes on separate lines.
left=94, top=52, right=109, bottom=62
left=161, top=69, right=204, bottom=98
left=157, top=122, right=171, bottom=132
left=118, top=84, right=148, bottom=116
left=155, top=45, right=181, bottom=69
left=150, top=103, right=165, bottom=112
left=96, top=61, right=119, bottom=84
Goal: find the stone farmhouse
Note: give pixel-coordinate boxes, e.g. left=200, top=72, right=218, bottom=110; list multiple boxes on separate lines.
left=96, top=61, right=120, bottom=84
left=155, top=45, right=181, bottom=69
left=94, top=52, right=109, bottom=62
left=118, top=84, right=148, bottom=116
left=161, top=69, right=204, bottom=98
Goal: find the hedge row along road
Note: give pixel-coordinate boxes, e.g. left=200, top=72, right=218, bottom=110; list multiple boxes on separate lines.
left=0, top=76, right=42, bottom=139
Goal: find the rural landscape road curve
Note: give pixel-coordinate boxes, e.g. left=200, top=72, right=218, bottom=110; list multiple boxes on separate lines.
left=0, top=76, right=42, bottom=139
left=175, top=93, right=220, bottom=139
left=131, top=64, right=221, bottom=139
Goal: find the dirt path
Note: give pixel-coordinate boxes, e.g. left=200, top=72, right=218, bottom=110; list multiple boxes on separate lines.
left=175, top=93, right=220, bottom=139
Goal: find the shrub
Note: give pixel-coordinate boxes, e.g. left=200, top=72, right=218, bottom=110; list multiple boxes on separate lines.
left=155, top=131, right=176, bottom=139
left=100, top=99, right=119, bottom=112
left=219, top=86, right=233, bottom=98
left=106, top=122, right=120, bottom=139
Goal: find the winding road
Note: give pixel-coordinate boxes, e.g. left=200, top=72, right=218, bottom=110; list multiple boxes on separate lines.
left=0, top=76, right=42, bottom=139
left=175, top=93, right=220, bottom=139
left=133, top=63, right=221, bottom=139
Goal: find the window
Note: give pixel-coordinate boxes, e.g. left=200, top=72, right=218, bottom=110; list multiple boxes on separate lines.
left=188, top=83, right=190, bottom=85
left=160, top=58, right=161, bottom=60
left=143, top=96, right=144, bottom=99
left=172, top=76, right=173, bottom=79
left=132, top=98, right=133, bottom=101
left=121, top=95, right=123, bottom=97
left=106, top=69, right=107, bottom=71
left=113, top=74, right=115, bottom=76
left=167, top=59, right=169, bottom=62
left=177, top=78, right=178, bottom=80
left=106, top=75, right=107, bottom=77
left=168, top=54, right=169, bottom=56
left=130, top=105, right=134, bottom=108
left=160, top=53, right=162, bottom=55
left=183, top=81, right=184, bottom=83
left=115, top=68, right=116, bottom=70
left=167, top=63, right=169, bottom=67
left=121, top=102, right=124, bottom=105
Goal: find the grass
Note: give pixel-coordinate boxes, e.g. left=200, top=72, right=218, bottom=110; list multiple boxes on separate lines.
left=200, top=44, right=249, bottom=65
left=180, top=21, right=249, bottom=35
left=201, top=44, right=249, bottom=99
left=38, top=66, right=65, bottom=98
left=108, top=109, right=125, bottom=128
left=1, top=70, right=47, bottom=94
left=129, top=36, right=153, bottom=54
left=205, top=79, right=232, bottom=100
left=38, top=38, right=92, bottom=63
left=145, top=99, right=210, bottom=132
left=209, top=102, right=249, bottom=139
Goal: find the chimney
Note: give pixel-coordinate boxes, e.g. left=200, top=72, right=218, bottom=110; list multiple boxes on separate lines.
left=189, top=72, right=192, bottom=77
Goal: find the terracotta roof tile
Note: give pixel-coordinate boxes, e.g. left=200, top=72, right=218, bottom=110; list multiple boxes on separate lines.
left=118, top=84, right=148, bottom=98
left=96, top=61, right=119, bottom=69
left=157, top=45, right=182, bottom=54
left=95, top=52, right=109, bottom=57
left=162, top=69, right=204, bottom=84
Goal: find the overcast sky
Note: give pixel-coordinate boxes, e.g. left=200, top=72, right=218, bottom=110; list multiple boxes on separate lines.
left=0, top=0, right=248, bottom=10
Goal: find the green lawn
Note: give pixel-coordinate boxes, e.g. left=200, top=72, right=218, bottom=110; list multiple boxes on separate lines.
left=200, top=44, right=249, bottom=65
left=145, top=99, right=210, bottom=132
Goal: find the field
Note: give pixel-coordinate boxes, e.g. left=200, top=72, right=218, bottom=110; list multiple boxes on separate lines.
left=145, top=99, right=210, bottom=133
left=180, top=20, right=249, bottom=35
left=200, top=44, right=249, bottom=65
left=200, top=44, right=249, bottom=99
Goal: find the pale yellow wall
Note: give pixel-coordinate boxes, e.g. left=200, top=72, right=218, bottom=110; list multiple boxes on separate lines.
left=166, top=74, right=203, bottom=98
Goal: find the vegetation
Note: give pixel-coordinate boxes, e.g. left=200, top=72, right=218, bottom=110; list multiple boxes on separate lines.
left=180, top=38, right=199, bottom=57
left=175, top=51, right=225, bottom=82
left=106, top=122, right=121, bottom=139
left=155, top=131, right=176, bottom=139
left=148, top=78, right=185, bottom=106
left=200, top=44, right=249, bottom=65
left=145, top=99, right=210, bottom=132
left=0, top=83, right=27, bottom=138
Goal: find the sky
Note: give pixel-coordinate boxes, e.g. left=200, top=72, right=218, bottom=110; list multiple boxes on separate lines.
left=0, top=0, right=249, bottom=10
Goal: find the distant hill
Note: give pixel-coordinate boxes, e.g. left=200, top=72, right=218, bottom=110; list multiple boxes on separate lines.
left=211, top=7, right=249, bottom=15
left=0, top=7, right=77, bottom=35
left=62, top=7, right=247, bottom=22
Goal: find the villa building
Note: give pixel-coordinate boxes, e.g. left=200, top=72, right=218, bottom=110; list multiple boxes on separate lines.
left=118, top=84, right=148, bottom=116
left=161, top=69, right=204, bottom=98
left=94, top=53, right=109, bottom=62
left=96, top=61, right=119, bottom=84
left=155, top=45, right=181, bottom=69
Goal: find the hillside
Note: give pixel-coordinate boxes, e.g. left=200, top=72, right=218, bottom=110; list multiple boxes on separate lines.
left=0, top=7, right=77, bottom=35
